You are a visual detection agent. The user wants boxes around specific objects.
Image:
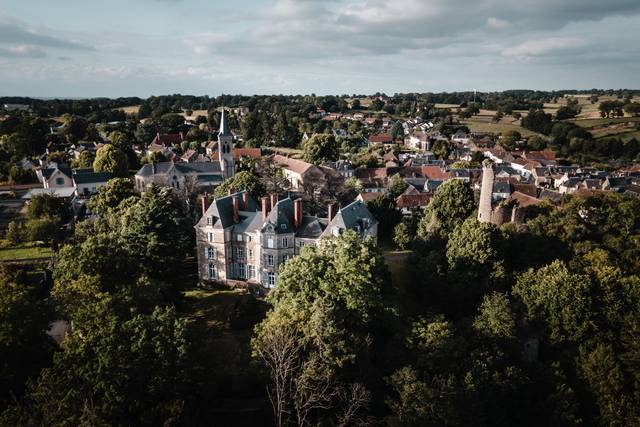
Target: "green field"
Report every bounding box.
[0,244,53,261]
[461,120,545,138]
[567,116,640,128]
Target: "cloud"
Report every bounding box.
[0,18,93,51]
[0,45,46,58]
[502,37,587,58]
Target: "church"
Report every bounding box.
[134,109,235,192]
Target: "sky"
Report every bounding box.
[1,0,639,98]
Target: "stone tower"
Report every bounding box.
[478,159,494,223]
[218,108,235,179]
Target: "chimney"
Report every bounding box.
[242,192,249,210]
[232,195,240,223]
[201,193,209,217]
[294,198,302,228]
[270,193,277,209]
[328,203,336,221]
[261,196,270,220]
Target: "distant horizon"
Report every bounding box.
[2,88,640,101]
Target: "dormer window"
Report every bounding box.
[280,224,286,231]
[206,216,212,226]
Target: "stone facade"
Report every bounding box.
[195,191,378,289]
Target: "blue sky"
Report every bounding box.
[1,0,639,97]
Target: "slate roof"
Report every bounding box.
[136,161,221,177]
[41,163,72,180]
[296,216,328,239]
[219,109,232,136]
[330,200,378,233]
[72,170,111,184]
[263,198,295,234]
[205,192,260,230]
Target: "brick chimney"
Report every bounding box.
[201,193,209,217]
[294,198,302,228]
[232,195,240,223]
[261,196,270,220]
[270,193,277,209]
[328,203,336,221]
[242,192,249,210]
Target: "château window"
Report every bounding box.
[267,272,276,287]
[266,254,274,267]
[282,237,288,248]
[267,237,274,249]
[206,216,212,226]
[236,234,243,242]
[248,265,256,278]
[248,249,253,259]
[238,263,246,279]
[236,247,245,260]
[206,247,215,259]
[208,232,214,243]
[207,263,216,279]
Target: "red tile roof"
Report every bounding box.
[396,193,432,209]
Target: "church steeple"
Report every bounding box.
[217,107,235,179]
[219,107,231,137]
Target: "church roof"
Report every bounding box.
[219,108,232,137]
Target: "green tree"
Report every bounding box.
[213,170,266,200]
[394,222,411,250]
[500,130,521,150]
[0,266,54,411]
[27,193,71,223]
[302,134,339,164]
[389,173,408,197]
[87,178,137,214]
[513,261,592,344]
[431,140,451,160]
[473,292,516,339]
[417,179,474,239]
[3,303,188,426]
[93,144,128,177]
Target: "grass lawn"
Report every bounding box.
[0,245,53,261]
[383,249,414,289]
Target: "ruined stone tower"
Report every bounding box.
[478,159,494,223]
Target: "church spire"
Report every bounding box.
[219,107,231,136]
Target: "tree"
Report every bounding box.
[521,109,553,135]
[473,292,516,339]
[27,193,71,223]
[24,218,57,245]
[366,194,402,242]
[73,150,94,168]
[213,170,266,200]
[302,134,339,164]
[417,179,474,239]
[394,222,411,250]
[513,261,593,344]
[388,173,408,197]
[500,130,521,150]
[93,144,128,177]
[624,102,640,117]
[0,266,54,411]
[253,231,390,426]
[4,304,188,426]
[87,178,137,214]
[431,140,450,160]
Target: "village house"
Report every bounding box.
[72,169,111,197]
[195,191,378,289]
[37,162,73,189]
[273,155,334,191]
